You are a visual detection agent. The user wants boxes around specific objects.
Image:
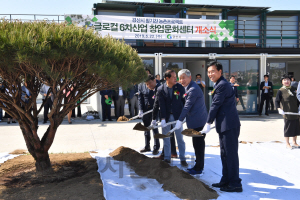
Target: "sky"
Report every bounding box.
[0,0,298,16]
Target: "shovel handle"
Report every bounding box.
[150,121,176,129]
[128,109,153,121]
[284,112,300,116]
[165,119,186,135]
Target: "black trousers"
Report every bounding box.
[43,98,53,122]
[219,127,242,187]
[143,111,160,150]
[101,97,112,120]
[259,93,270,114]
[193,126,206,170]
[114,96,125,119]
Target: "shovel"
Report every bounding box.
[181,126,215,137]
[129,109,153,122]
[132,110,154,131]
[154,119,186,139]
[283,112,300,115]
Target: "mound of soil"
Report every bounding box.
[117,116,129,122]
[109,146,219,200]
[181,129,204,137]
[0,153,104,200]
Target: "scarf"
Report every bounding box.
[282,86,294,96]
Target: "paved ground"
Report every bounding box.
[0,113,293,154]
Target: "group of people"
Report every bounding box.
[135,61,243,193]
[0,81,82,124]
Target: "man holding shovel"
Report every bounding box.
[138,75,160,155]
[153,70,187,166]
[176,69,208,175]
[201,61,242,192]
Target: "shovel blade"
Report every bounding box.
[133,122,149,131]
[154,134,171,139]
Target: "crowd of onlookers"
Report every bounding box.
[0,80,82,124]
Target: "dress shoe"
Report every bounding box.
[108,119,113,121]
[153,154,164,160]
[188,169,204,175]
[12,121,17,123]
[180,161,188,167]
[212,182,228,188]
[266,113,269,116]
[152,149,159,155]
[171,154,178,158]
[102,119,106,122]
[7,121,10,124]
[164,159,171,164]
[140,148,151,153]
[220,185,243,192]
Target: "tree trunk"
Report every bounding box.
[35,151,52,172]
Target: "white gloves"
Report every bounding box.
[175,120,183,130]
[201,123,211,134]
[138,110,143,118]
[278,109,285,115]
[151,120,157,126]
[161,119,167,128]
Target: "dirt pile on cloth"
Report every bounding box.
[181,129,205,137]
[109,146,219,200]
[0,153,104,200]
[117,116,129,122]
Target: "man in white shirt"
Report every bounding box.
[195,74,206,92]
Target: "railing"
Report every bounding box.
[0,14,64,23]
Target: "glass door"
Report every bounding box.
[266,62,286,113]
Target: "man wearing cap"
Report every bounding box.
[138,74,160,155]
[100,89,113,121]
[202,61,242,192]
[176,69,208,174]
[259,74,273,116]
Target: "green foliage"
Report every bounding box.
[0,20,147,88]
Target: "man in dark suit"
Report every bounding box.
[112,87,127,120]
[229,75,239,105]
[259,75,273,116]
[176,69,208,174]
[202,61,242,192]
[128,84,139,118]
[138,75,160,154]
[153,69,187,166]
[100,89,112,121]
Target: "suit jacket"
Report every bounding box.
[128,84,138,100]
[230,83,239,99]
[100,90,112,99]
[21,85,31,102]
[260,81,273,95]
[207,76,240,133]
[138,81,160,112]
[112,88,127,101]
[40,84,54,101]
[155,82,185,122]
[178,81,207,129]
